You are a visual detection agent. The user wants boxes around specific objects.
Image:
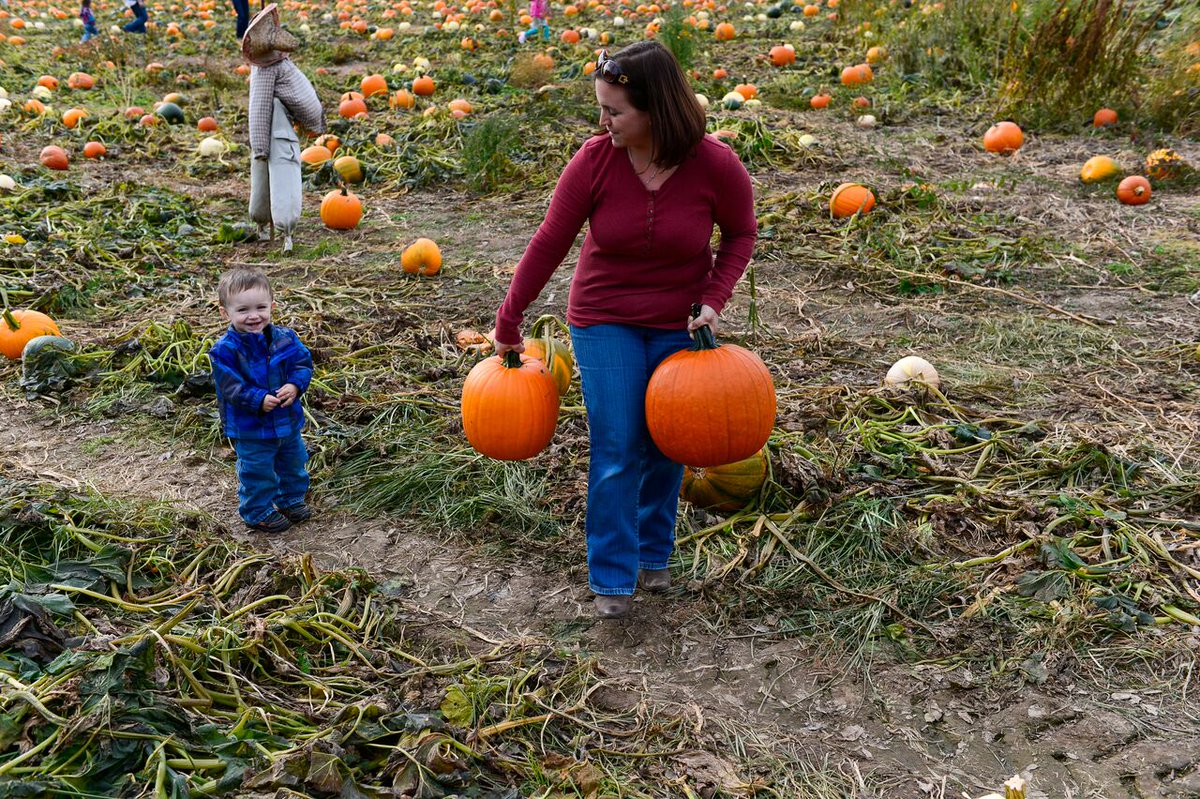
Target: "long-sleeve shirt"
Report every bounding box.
[494,133,757,346]
[209,324,313,440]
[80,6,95,25]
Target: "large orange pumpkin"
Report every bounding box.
[714,22,735,40]
[67,71,95,90]
[830,183,875,218]
[338,97,368,119]
[39,146,70,170]
[645,323,776,468]
[401,238,443,275]
[461,351,559,460]
[391,89,416,109]
[840,63,873,85]
[680,448,769,512]
[320,188,363,230]
[300,145,333,165]
[1,309,61,360]
[983,121,1024,155]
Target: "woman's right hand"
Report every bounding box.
[492,338,525,356]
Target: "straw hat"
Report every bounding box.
[241,4,298,68]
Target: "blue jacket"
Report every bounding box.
[209,324,313,440]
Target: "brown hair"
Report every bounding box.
[606,41,706,168]
[217,268,272,307]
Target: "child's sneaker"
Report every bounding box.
[518,31,527,43]
[278,503,312,523]
[246,511,292,534]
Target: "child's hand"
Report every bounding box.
[276,383,299,407]
[261,394,282,412]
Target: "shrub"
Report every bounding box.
[659,4,699,73]
[462,116,521,193]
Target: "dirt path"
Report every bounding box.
[4,407,1198,798]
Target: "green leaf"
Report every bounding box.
[439,686,474,728]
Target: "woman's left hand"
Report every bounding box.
[687,304,719,337]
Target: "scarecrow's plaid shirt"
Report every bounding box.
[248,60,325,159]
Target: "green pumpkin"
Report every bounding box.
[156,102,186,125]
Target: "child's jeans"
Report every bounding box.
[81,23,98,42]
[521,18,549,41]
[233,432,310,524]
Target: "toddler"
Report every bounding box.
[209,268,314,534]
[518,0,550,43]
[79,0,98,42]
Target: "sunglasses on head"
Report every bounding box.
[596,49,628,84]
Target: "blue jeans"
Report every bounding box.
[123,3,148,32]
[232,0,249,39]
[232,433,310,524]
[571,324,694,596]
[81,23,98,42]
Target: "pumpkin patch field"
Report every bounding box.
[3,0,1200,796]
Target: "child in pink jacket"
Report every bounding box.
[519,0,549,43]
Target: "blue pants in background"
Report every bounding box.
[123,3,148,33]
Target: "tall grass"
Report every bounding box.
[1000,0,1174,128]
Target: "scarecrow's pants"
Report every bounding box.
[249,98,302,249]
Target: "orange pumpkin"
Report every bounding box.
[67,71,95,90]
[360,73,389,97]
[681,448,768,512]
[37,75,60,91]
[197,116,218,132]
[412,75,436,96]
[840,63,873,85]
[830,182,875,218]
[983,121,1024,155]
[461,351,559,460]
[82,141,107,159]
[1116,175,1151,205]
[810,93,831,109]
[1093,107,1118,128]
[300,145,333,165]
[320,188,363,230]
[714,21,735,40]
[0,309,61,360]
[645,323,776,468]
[339,97,368,119]
[39,146,70,171]
[61,108,89,129]
[400,238,443,275]
[768,45,794,67]
[733,83,758,100]
[561,28,580,44]
[391,89,416,109]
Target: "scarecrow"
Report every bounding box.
[242,3,325,253]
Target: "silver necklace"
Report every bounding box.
[628,150,661,184]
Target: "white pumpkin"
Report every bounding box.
[0,174,18,192]
[198,137,229,158]
[885,356,940,388]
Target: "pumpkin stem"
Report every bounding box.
[502,350,523,369]
[0,287,17,332]
[690,302,717,351]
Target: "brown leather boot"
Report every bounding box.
[637,568,670,593]
[594,595,633,619]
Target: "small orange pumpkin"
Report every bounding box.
[300,145,333,165]
[82,141,107,159]
[391,89,416,109]
[681,448,768,512]
[320,187,363,230]
[39,146,70,171]
[339,97,368,119]
[768,45,795,67]
[67,71,95,90]
[522,315,573,396]
[61,108,89,129]
[810,93,831,109]
[714,21,735,40]
[0,309,61,360]
[840,63,873,85]
[360,73,389,97]
[412,75,436,96]
[1116,175,1151,205]
[830,182,875,218]
[401,238,443,275]
[1093,107,1118,128]
[983,121,1024,155]
[197,116,218,132]
[461,351,559,460]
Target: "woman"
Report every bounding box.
[491,41,757,619]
